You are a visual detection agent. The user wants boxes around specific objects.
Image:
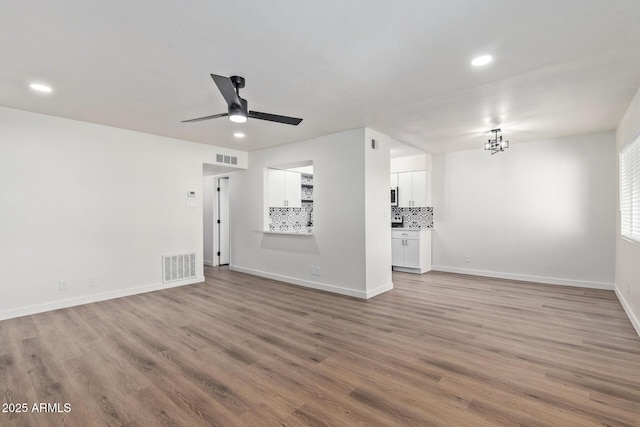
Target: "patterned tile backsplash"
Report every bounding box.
[301,186,313,201]
[301,173,313,185]
[269,204,313,232]
[392,206,433,229]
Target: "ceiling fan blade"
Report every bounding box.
[248,110,303,126]
[181,112,228,123]
[211,74,241,107]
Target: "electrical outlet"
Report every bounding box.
[464,255,471,263]
[90,276,100,288]
[59,280,69,291]
[310,266,320,276]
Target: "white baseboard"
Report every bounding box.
[615,284,640,338]
[366,282,394,299]
[0,276,205,322]
[392,266,431,274]
[431,265,614,290]
[230,265,375,299]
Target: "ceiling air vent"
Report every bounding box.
[216,154,238,165]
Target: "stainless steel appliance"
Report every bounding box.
[391,213,403,227]
[391,187,398,206]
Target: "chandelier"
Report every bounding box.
[484,128,509,155]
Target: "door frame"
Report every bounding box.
[217,177,230,266]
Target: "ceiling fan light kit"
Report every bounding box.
[229,105,247,123]
[485,128,509,155]
[182,74,303,126]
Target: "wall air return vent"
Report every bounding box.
[216,154,238,165]
[162,252,196,283]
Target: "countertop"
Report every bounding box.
[263,229,314,236]
[391,227,432,231]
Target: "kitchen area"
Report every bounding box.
[390,151,433,274]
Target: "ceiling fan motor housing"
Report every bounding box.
[230,75,245,89]
[229,98,248,114]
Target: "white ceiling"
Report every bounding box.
[2,1,639,153]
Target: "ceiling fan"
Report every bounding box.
[182,74,303,126]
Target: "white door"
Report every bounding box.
[218,177,230,265]
[391,238,405,266]
[390,173,398,188]
[398,172,413,207]
[284,171,302,207]
[404,238,420,268]
[411,171,428,207]
[268,169,287,207]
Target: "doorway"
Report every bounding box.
[203,172,231,267]
[217,177,230,265]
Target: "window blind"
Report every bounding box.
[620,133,640,243]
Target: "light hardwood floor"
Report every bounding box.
[1,268,639,426]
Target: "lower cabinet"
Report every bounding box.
[391,229,431,274]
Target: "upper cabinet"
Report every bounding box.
[268,169,302,207]
[396,170,427,207]
[390,173,398,188]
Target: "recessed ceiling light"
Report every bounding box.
[471,55,492,67]
[29,83,53,93]
[234,132,245,138]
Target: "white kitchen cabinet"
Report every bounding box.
[391,229,431,273]
[390,173,398,188]
[397,170,427,207]
[284,171,301,207]
[268,169,301,207]
[391,237,405,266]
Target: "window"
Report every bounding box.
[263,161,314,234]
[620,133,640,242]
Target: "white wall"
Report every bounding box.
[0,107,246,320]
[432,131,616,289]
[230,128,393,298]
[616,85,640,336]
[365,128,393,297]
[390,153,432,173]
